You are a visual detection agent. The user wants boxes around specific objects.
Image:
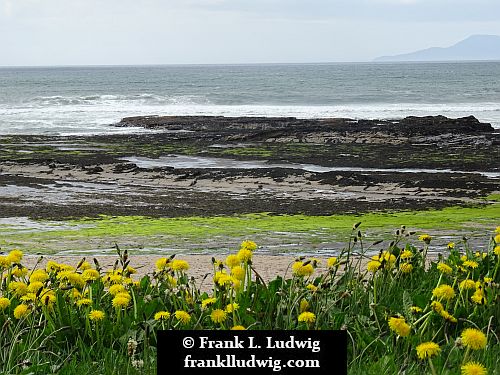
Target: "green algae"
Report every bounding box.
[1,204,498,254]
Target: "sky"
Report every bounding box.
[1,0,500,66]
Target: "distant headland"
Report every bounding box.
[375,35,500,62]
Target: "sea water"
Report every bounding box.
[0,62,499,135]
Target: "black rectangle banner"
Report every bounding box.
[157,330,346,374]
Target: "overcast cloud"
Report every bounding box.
[0,0,499,66]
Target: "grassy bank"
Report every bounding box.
[1,204,499,254]
[0,227,499,374]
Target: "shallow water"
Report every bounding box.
[123,155,500,179]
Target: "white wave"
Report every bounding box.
[0,99,499,135]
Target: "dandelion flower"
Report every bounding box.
[440,310,457,323]
[419,234,432,243]
[230,266,245,281]
[13,304,30,319]
[8,281,28,296]
[0,297,10,310]
[494,234,500,244]
[460,279,476,291]
[112,295,130,308]
[225,303,239,313]
[410,306,423,313]
[175,310,191,325]
[461,361,487,375]
[292,261,314,277]
[225,254,240,269]
[27,281,44,293]
[300,299,309,313]
[400,263,413,274]
[76,298,92,307]
[89,310,105,321]
[82,269,100,281]
[432,284,455,300]
[108,284,127,296]
[211,309,227,324]
[171,259,189,271]
[494,246,500,256]
[437,263,453,274]
[461,328,487,350]
[240,240,257,251]
[155,258,170,271]
[30,270,49,283]
[12,266,28,278]
[237,249,253,263]
[431,301,444,314]
[231,325,246,330]
[471,289,486,305]
[400,250,413,259]
[306,283,318,292]
[7,250,23,263]
[298,311,316,324]
[463,260,479,269]
[447,242,455,250]
[327,257,338,268]
[388,316,411,337]
[367,260,381,273]
[416,342,440,360]
[154,311,171,321]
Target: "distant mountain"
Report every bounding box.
[375,35,500,62]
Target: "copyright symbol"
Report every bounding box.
[183,337,195,349]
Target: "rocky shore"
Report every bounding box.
[0,115,498,220]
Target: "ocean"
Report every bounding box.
[0,62,499,135]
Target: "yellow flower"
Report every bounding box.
[419,234,432,243]
[437,262,453,274]
[27,281,44,293]
[78,261,92,270]
[432,284,455,300]
[431,301,444,314]
[13,304,30,319]
[30,270,49,283]
[41,292,56,306]
[494,234,500,244]
[298,311,316,324]
[82,269,100,281]
[201,298,217,309]
[327,257,338,268]
[171,259,189,271]
[306,283,318,292]
[461,361,487,375]
[231,325,246,330]
[0,297,11,310]
[12,266,28,278]
[125,266,137,275]
[225,303,239,313]
[211,309,227,324]
[410,306,423,313]
[494,246,500,256]
[299,299,309,313]
[76,298,92,307]
[240,240,257,251]
[7,250,23,263]
[155,258,170,271]
[46,261,60,273]
[460,279,477,291]
[237,248,253,263]
[8,281,28,296]
[400,263,413,274]
[471,289,487,305]
[416,341,440,360]
[108,284,126,296]
[440,310,457,323]
[0,256,11,269]
[230,266,245,281]
[367,260,381,273]
[372,251,397,268]
[174,310,191,325]
[89,310,105,322]
[388,316,411,337]
[400,250,413,259]
[463,260,479,269]
[461,328,487,350]
[292,261,314,277]
[447,242,455,250]
[154,311,171,321]
[112,294,130,308]
[225,254,240,269]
